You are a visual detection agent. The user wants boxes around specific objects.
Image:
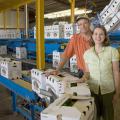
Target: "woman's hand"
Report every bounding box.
[112,93,119,105]
[78,77,85,83]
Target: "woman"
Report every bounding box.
[83,25,120,120]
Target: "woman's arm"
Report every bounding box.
[112,61,120,103]
[112,61,120,95]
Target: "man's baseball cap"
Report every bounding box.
[76,14,90,22]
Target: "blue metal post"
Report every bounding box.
[11,92,17,112]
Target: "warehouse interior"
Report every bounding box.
[0,0,120,120]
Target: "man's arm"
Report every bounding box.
[56,58,69,71]
[80,62,90,82]
[46,36,75,76]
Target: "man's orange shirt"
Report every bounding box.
[61,34,93,71]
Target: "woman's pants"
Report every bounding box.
[91,91,114,120]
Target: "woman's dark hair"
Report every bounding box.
[92,25,110,46]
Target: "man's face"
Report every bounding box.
[77,19,90,33]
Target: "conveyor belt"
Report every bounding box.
[0,76,36,102]
[0,55,36,65]
[0,75,44,120]
[13,79,32,91]
[22,59,36,65]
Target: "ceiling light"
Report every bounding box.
[44,8,92,19]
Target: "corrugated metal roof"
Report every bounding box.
[0,0,34,11]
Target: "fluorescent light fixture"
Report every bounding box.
[44,8,92,19]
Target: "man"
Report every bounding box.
[47,15,93,78]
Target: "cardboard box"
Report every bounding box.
[109,0,120,13]
[41,95,95,120]
[45,71,90,97]
[34,27,36,39]
[100,6,114,25]
[70,55,78,73]
[64,24,74,39]
[16,47,27,59]
[53,51,69,69]
[0,45,7,55]
[31,69,46,98]
[51,25,64,39]
[0,57,12,74]
[104,15,119,31]
[1,60,22,79]
[44,26,52,39]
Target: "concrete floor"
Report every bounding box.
[0,83,120,120]
[0,85,25,120]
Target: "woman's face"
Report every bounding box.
[92,28,105,45]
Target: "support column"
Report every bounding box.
[70,0,75,23]
[16,7,20,30]
[3,11,6,29]
[36,0,45,69]
[25,4,28,38]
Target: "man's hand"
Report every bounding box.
[45,69,59,77]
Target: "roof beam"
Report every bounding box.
[54,0,70,6]
[0,0,35,12]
